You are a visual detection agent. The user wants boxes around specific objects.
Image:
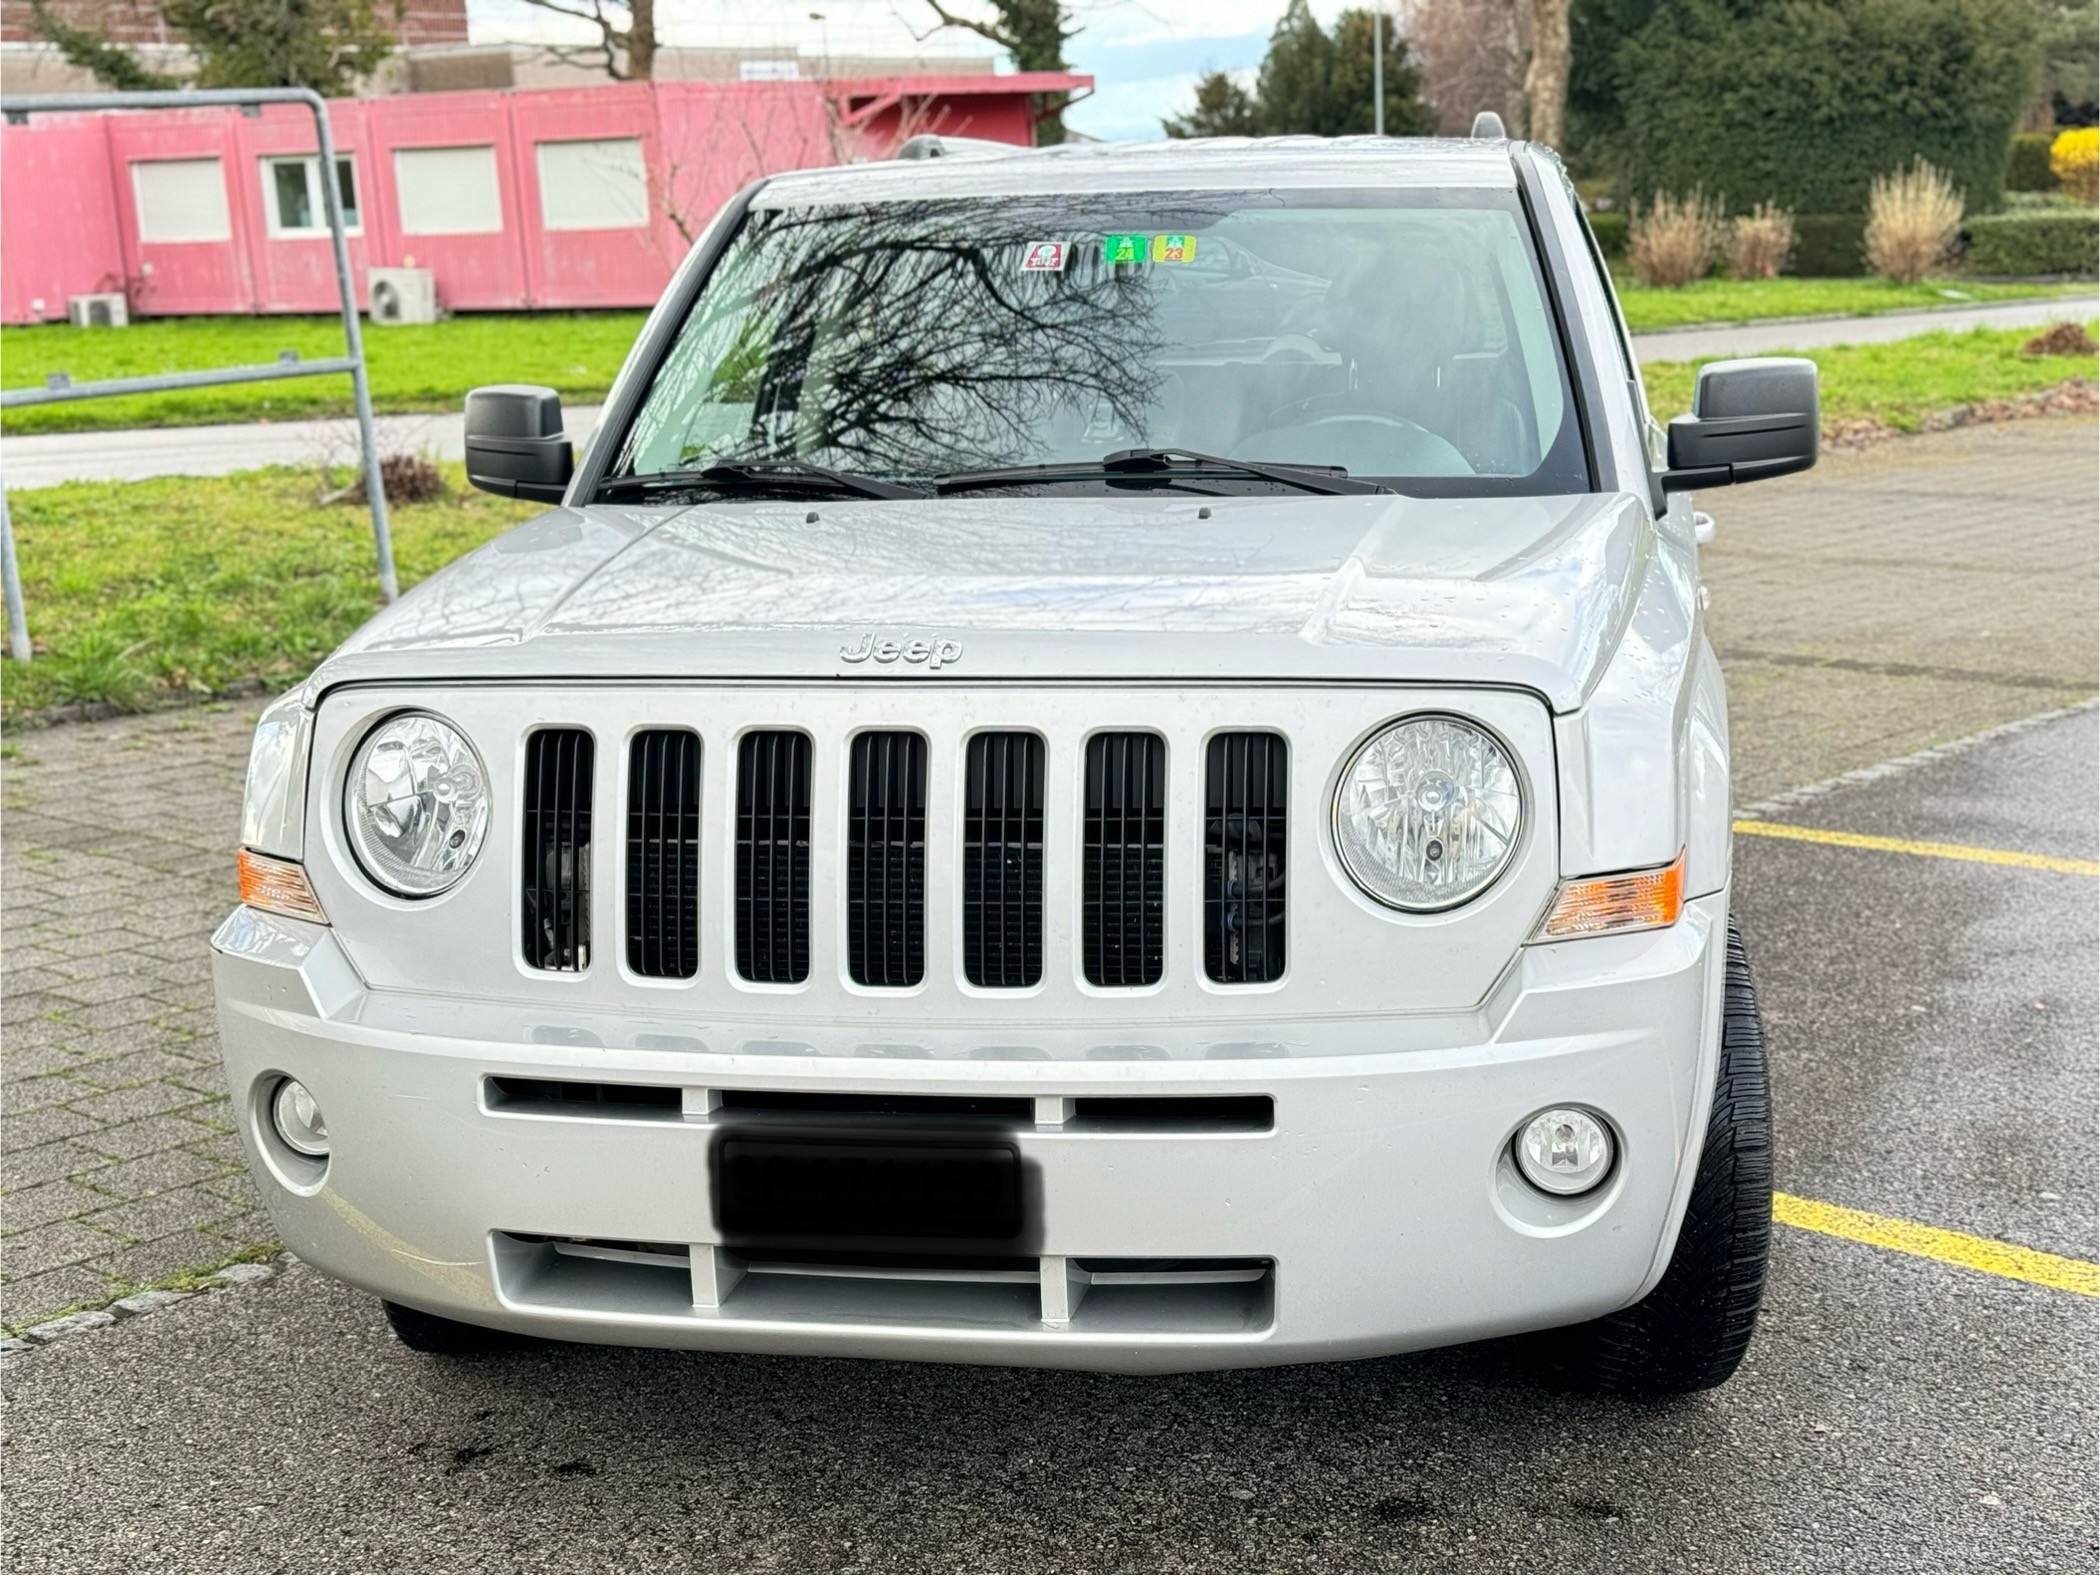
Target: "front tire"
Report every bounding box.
[1543,922,1773,1395]
[382,1299,524,1355]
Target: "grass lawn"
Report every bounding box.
[2,323,2093,721]
[2,279,2092,436]
[0,464,534,718]
[1640,321,2098,427]
[1611,275,2090,333]
[0,312,647,436]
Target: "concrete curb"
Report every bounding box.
[1736,696,2100,820]
[3,1255,292,1358]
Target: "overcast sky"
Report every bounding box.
[466,0,1352,142]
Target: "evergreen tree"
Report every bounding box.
[161,0,399,93]
[1162,71,1262,137]
[1168,2,1433,138]
[1255,0,1340,133]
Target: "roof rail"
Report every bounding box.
[1470,111,1507,140]
[895,133,1025,161]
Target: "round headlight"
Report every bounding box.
[1333,715,1522,910]
[344,712,489,897]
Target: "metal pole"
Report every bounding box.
[1373,7,1385,137]
[301,88,398,603]
[0,477,29,663]
[0,87,403,616]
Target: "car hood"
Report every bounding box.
[316,490,1656,711]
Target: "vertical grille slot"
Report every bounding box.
[1083,732,1166,988]
[847,731,927,988]
[521,728,594,972]
[963,732,1045,988]
[735,730,811,984]
[1205,732,1287,984]
[626,730,699,980]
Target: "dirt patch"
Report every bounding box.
[1821,378,2097,451]
[2022,321,2100,358]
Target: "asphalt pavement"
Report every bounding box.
[2,417,2095,1571]
[3,704,2095,1575]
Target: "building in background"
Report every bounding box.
[0,0,993,95]
[0,70,1089,322]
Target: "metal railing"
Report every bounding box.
[0,86,399,665]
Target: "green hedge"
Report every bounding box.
[1793,214,1870,277]
[1964,208,2100,274]
[1587,209,1628,257]
[1611,0,2040,220]
[2005,132,2059,191]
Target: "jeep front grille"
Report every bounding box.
[1082,731,1166,988]
[962,731,1045,989]
[846,731,927,988]
[521,727,593,972]
[626,729,700,980]
[1204,731,1288,984]
[735,730,812,985]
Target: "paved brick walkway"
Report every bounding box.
[2,417,2095,1332]
[2,706,272,1329]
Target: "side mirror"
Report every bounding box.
[464,385,573,502]
[1660,357,1817,492]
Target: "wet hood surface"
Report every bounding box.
[317,491,1654,711]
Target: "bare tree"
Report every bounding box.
[514,0,655,79]
[1522,0,1569,148]
[1399,0,1527,135]
[909,0,1078,142]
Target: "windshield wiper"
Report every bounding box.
[935,447,1388,497]
[599,459,931,502]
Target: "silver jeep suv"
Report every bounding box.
[215,133,1816,1392]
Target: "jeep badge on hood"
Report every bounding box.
[839,632,964,669]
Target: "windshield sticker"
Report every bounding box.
[1103,233,1146,265]
[1150,234,1198,264]
[1019,240,1069,272]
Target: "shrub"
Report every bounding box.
[1587,209,1628,258]
[2052,127,2100,205]
[1731,202,1797,278]
[1627,191,1726,287]
[1964,208,2100,274]
[345,452,447,506]
[1792,213,1870,276]
[2005,132,2059,191]
[1864,160,1964,282]
[1609,0,2040,221]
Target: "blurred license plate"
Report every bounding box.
[715,1135,1022,1244]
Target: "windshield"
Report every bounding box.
[607,188,1589,497]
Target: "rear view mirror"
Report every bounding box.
[1660,357,1818,492]
[465,385,573,503]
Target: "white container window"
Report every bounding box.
[262,155,360,236]
[131,157,232,243]
[393,144,504,236]
[536,137,650,232]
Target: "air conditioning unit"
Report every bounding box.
[368,267,438,326]
[67,292,129,328]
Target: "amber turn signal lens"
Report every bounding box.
[1535,853,1684,940]
[237,848,329,925]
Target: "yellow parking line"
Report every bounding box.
[1734,819,2100,876]
[1774,1192,2100,1297]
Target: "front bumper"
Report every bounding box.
[211,891,1728,1374]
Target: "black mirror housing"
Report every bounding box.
[465,385,573,502]
[1660,357,1818,492]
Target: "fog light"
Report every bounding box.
[1515,1107,1612,1196]
[271,1078,330,1158]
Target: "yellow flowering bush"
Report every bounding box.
[2050,127,2099,205]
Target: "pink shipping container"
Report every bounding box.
[0,72,1087,323]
